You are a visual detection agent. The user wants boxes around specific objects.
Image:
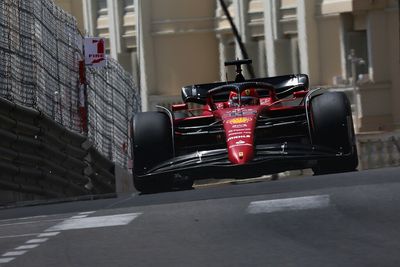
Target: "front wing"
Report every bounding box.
[136,143,352,179]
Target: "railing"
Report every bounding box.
[357,132,400,170]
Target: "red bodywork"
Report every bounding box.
[172,85,308,166]
[215,106,261,164]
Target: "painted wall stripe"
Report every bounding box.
[247,195,330,214]
[45,213,142,232]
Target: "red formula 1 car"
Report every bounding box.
[132,60,358,193]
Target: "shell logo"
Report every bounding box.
[227,117,252,124]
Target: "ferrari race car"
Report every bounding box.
[132,59,358,192]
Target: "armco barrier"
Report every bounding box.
[0,97,115,204]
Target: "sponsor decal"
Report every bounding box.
[227,135,251,142]
[229,129,252,134]
[227,117,252,124]
[236,140,245,145]
[229,144,253,149]
[232,124,248,129]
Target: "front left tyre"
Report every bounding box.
[310,92,358,174]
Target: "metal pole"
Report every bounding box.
[219,0,255,79]
[79,32,89,135]
[348,49,365,131]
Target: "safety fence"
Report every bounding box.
[0,0,140,170]
[0,0,81,131]
[86,60,140,168]
[0,97,115,204]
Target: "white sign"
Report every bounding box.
[84,37,106,67]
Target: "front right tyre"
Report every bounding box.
[132,112,173,192]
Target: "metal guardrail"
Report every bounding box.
[0,97,115,205]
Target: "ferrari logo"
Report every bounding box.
[244,89,250,95]
[227,117,252,124]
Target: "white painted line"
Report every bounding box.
[3,251,27,257]
[38,232,60,237]
[15,244,39,250]
[45,213,142,232]
[70,215,88,219]
[26,238,49,244]
[0,257,15,263]
[0,233,40,239]
[0,215,48,223]
[247,195,330,214]
[78,211,95,215]
[0,218,66,227]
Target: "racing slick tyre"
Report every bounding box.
[132,112,173,193]
[310,92,358,175]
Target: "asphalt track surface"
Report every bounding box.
[1,167,400,267]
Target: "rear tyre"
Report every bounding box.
[311,92,358,175]
[132,112,173,192]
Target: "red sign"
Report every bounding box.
[84,37,106,67]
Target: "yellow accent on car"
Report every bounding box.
[227,117,251,124]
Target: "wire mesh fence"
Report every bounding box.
[86,59,140,167]
[0,0,140,167]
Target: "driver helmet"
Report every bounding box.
[228,89,259,107]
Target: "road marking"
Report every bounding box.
[78,211,95,215]
[45,213,142,232]
[0,258,14,263]
[0,211,140,264]
[38,232,60,237]
[0,218,66,227]
[247,195,330,214]
[0,233,41,239]
[0,215,49,223]
[70,215,89,219]
[26,238,49,244]
[2,251,27,257]
[15,244,39,250]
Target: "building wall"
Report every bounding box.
[54,0,399,133]
[54,0,85,33]
[137,0,219,110]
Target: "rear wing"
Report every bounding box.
[181,74,309,105]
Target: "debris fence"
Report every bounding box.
[0,0,140,167]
